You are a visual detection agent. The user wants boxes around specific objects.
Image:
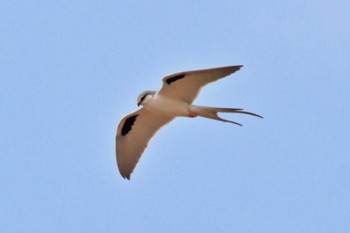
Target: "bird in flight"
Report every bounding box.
[116,65,262,179]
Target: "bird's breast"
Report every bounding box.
[144,94,189,117]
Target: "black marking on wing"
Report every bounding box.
[165,74,185,85]
[121,114,139,136]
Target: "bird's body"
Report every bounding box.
[143,92,191,117]
[116,65,262,179]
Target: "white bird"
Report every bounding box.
[116,65,262,179]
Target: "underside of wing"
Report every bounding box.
[159,65,242,104]
[116,108,173,179]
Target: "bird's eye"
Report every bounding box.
[140,95,146,102]
[138,94,148,105]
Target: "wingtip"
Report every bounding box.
[119,169,131,180]
[122,174,131,180]
[230,65,243,73]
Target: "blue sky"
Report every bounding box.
[1,1,349,232]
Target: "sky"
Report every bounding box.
[1,1,350,232]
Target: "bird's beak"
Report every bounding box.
[137,101,141,107]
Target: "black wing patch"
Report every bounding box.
[165,74,185,85]
[121,114,139,136]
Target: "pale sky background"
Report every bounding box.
[1,1,350,232]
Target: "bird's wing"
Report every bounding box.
[158,65,242,104]
[116,108,174,179]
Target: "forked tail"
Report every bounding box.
[190,105,263,126]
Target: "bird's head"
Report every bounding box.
[137,90,156,107]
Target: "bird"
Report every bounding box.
[116,65,262,179]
